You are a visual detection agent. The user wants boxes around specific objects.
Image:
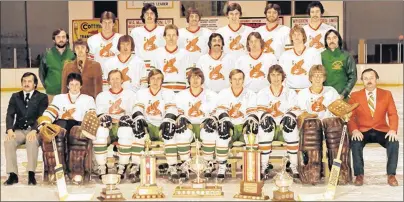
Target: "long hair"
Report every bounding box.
[208,33,225,50]
[324,29,343,50]
[141,3,158,23]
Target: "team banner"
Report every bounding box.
[290,16,339,31]
[240,17,284,29]
[126,18,174,34]
[126,1,173,9]
[72,19,119,42]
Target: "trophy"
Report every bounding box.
[132,133,165,199]
[173,133,223,197]
[97,174,125,201]
[273,156,295,201]
[234,126,269,200]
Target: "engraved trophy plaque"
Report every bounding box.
[97,174,125,201]
[273,156,295,201]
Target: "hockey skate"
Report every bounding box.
[261,163,274,180]
[216,163,227,183]
[204,161,215,180]
[168,164,179,183]
[286,162,300,178]
[117,164,126,179]
[158,163,169,175]
[128,164,140,183]
[179,160,190,182]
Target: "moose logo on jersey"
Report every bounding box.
[109,98,124,114]
[291,60,307,75]
[99,43,115,57]
[229,102,244,118]
[121,67,132,82]
[311,96,326,112]
[209,64,225,80]
[61,108,76,120]
[268,101,283,117]
[144,35,158,51]
[229,35,244,50]
[309,34,324,49]
[186,37,201,52]
[163,58,179,74]
[146,100,162,116]
[250,62,265,78]
[263,39,275,53]
[188,101,205,117]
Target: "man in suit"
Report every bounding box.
[348,68,399,186]
[4,72,49,185]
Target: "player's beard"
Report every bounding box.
[267,16,277,23]
[55,41,67,49]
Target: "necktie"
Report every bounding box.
[25,93,30,107]
[368,92,375,117]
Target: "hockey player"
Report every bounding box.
[130,3,165,83]
[152,24,191,93]
[296,65,352,185]
[93,70,136,180]
[279,25,321,91]
[36,73,96,183]
[255,3,291,59]
[216,2,254,58]
[255,64,300,178]
[196,33,234,93]
[103,35,148,92]
[235,32,278,93]
[87,11,122,91]
[303,1,336,53]
[179,7,213,70]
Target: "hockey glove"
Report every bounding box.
[159,113,177,140]
[242,114,259,135]
[176,115,191,134]
[132,111,148,139]
[201,116,219,133]
[280,112,297,133]
[99,114,113,128]
[260,112,276,133]
[217,112,233,140]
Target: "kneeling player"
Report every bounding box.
[36,73,96,183]
[256,64,300,178]
[296,65,352,185]
[93,70,136,180]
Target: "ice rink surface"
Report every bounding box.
[1,86,403,201]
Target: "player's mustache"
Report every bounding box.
[214,44,220,47]
[367,82,373,85]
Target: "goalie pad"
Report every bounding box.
[298,118,322,185]
[160,113,177,140]
[243,114,259,135]
[217,112,233,140]
[132,111,148,139]
[67,126,92,183]
[40,127,67,182]
[323,117,352,185]
[280,112,297,133]
[80,110,100,140]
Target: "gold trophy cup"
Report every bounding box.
[273,156,295,201]
[98,174,125,201]
[234,125,270,200]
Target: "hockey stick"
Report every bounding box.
[52,137,69,201]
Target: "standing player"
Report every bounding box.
[103,35,148,92]
[255,3,291,59]
[235,32,277,93]
[216,2,254,58]
[179,7,213,70]
[87,11,122,91]
[196,33,234,93]
[303,1,336,53]
[152,24,191,93]
[279,25,321,91]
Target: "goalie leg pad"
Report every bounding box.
[323,117,352,185]
[93,127,109,166]
[41,128,67,182]
[298,118,322,185]
[117,126,133,165]
[68,126,92,183]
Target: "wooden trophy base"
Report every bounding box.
[173,182,223,198]
[97,188,125,201]
[234,181,270,200]
[132,185,165,199]
[273,190,295,201]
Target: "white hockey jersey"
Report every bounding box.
[235,52,278,93]
[95,88,136,121]
[214,87,257,125]
[42,93,96,123]
[103,54,147,92]
[196,52,235,93]
[152,47,191,92]
[279,47,322,89]
[256,85,298,121]
[87,32,122,85]
[255,24,291,59]
[303,23,336,53]
[175,88,218,124]
[132,88,177,126]
[178,27,213,68]
[297,86,339,120]
[215,25,254,58]
[130,25,165,61]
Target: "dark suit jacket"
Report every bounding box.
[6,90,48,132]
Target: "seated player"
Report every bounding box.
[296,65,352,185]
[36,73,96,184]
[255,64,300,178]
[93,70,136,180]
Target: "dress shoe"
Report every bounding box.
[28,171,37,185]
[3,172,18,186]
[388,175,398,186]
[354,174,364,186]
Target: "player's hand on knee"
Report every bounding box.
[99,114,113,128]
[243,114,259,135]
[260,112,276,133]
[351,129,364,141]
[201,116,218,133]
[280,112,297,133]
[119,115,133,127]
[131,111,148,139]
[159,113,177,140]
[218,112,233,140]
[176,115,191,134]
